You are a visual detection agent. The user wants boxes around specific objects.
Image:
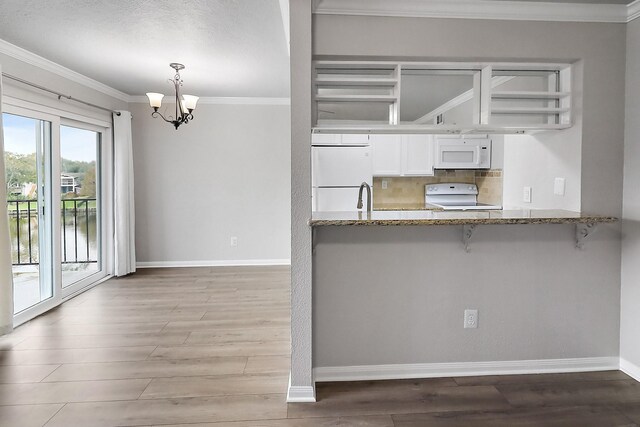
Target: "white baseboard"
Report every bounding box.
[314,357,620,382]
[136,259,291,268]
[286,374,316,403]
[620,358,640,382]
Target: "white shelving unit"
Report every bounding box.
[312,61,573,134]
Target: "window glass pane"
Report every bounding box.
[3,113,53,313]
[60,125,100,288]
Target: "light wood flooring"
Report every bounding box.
[0,266,639,426]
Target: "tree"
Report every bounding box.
[4,152,37,193]
[80,166,96,197]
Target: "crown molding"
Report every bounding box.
[0,38,130,102]
[314,0,633,23]
[129,95,290,106]
[629,0,640,22]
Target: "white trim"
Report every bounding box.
[314,0,632,24]
[278,0,291,55]
[2,95,111,127]
[129,96,290,106]
[629,0,640,22]
[287,374,316,403]
[0,39,130,102]
[136,259,291,268]
[620,358,640,382]
[314,357,620,382]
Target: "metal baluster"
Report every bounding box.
[73,200,78,262]
[15,201,20,265]
[27,200,32,264]
[85,200,90,261]
[62,201,67,263]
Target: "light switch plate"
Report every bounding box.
[554,178,565,196]
[523,186,532,203]
[382,179,388,189]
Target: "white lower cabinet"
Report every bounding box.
[371,134,434,177]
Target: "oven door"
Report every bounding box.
[434,139,490,169]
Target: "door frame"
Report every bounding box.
[59,118,113,299]
[3,99,114,327]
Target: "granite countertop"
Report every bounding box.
[309,209,618,227]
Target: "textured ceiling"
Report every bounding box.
[0,0,290,97]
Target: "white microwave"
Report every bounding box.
[434,138,491,169]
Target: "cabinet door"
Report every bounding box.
[312,133,341,146]
[341,134,370,146]
[371,135,402,176]
[402,135,434,176]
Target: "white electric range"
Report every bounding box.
[425,183,502,211]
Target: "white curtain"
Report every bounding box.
[0,66,15,335]
[113,111,136,276]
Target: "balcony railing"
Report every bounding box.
[7,198,97,266]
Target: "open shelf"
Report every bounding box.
[314,94,398,103]
[491,107,570,115]
[312,123,572,134]
[314,77,398,87]
[491,91,570,99]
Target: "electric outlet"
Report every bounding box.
[523,186,532,203]
[554,177,565,196]
[230,236,238,247]
[382,179,388,190]
[464,309,478,329]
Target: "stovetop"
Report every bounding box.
[425,183,502,211]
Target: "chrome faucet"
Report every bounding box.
[357,182,372,212]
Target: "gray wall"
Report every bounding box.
[290,0,314,390]
[307,16,625,369]
[130,102,291,265]
[621,18,640,373]
[314,225,621,366]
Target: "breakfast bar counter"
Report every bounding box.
[309,209,618,227]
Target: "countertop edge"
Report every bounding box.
[308,216,619,227]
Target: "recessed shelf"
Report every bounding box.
[315,94,398,103]
[312,123,572,134]
[314,77,398,87]
[491,107,570,115]
[491,91,570,99]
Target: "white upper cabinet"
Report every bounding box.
[312,133,370,146]
[341,134,370,146]
[371,134,433,177]
[402,135,433,176]
[311,133,341,146]
[372,135,403,176]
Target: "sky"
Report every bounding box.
[3,113,98,162]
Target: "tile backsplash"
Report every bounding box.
[372,170,503,208]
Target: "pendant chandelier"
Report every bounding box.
[146,63,199,130]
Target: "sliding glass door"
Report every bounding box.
[60,124,102,292]
[3,112,53,314]
[3,105,112,323]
